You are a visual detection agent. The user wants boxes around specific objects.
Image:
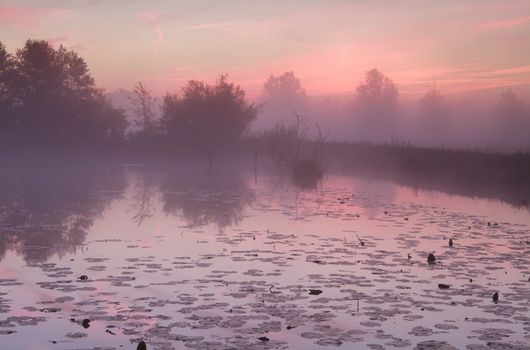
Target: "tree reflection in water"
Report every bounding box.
[159,161,255,231]
[0,161,125,263]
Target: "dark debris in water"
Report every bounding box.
[1,180,530,350]
[414,340,458,349]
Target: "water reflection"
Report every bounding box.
[291,160,323,191]
[128,170,160,226]
[1,158,528,265]
[1,160,529,349]
[342,161,530,210]
[160,164,255,230]
[0,163,125,263]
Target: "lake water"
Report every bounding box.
[1,162,529,350]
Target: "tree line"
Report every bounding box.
[1,40,528,152]
[0,40,258,151]
[0,40,127,148]
[261,69,529,149]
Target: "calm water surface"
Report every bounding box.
[1,164,529,350]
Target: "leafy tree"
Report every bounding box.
[355,69,398,113]
[0,39,127,147]
[257,71,308,130]
[353,69,399,142]
[260,71,307,104]
[161,75,257,149]
[0,42,19,144]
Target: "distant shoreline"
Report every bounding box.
[1,141,529,210]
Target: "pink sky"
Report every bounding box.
[1,0,529,98]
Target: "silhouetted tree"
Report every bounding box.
[261,71,307,104]
[129,82,158,133]
[161,75,257,150]
[0,42,19,144]
[497,89,527,120]
[355,69,398,111]
[496,89,530,147]
[0,40,127,148]
[353,69,399,142]
[256,71,308,130]
[419,84,451,144]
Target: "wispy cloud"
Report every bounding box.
[480,16,530,29]
[0,6,75,29]
[186,22,241,31]
[492,64,530,75]
[137,10,164,57]
[45,35,97,52]
[69,39,97,52]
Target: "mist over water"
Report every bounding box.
[250,72,530,151]
[1,161,529,349]
[106,71,530,152]
[1,2,530,350]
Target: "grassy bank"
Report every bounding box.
[321,142,530,208]
[2,140,529,209]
